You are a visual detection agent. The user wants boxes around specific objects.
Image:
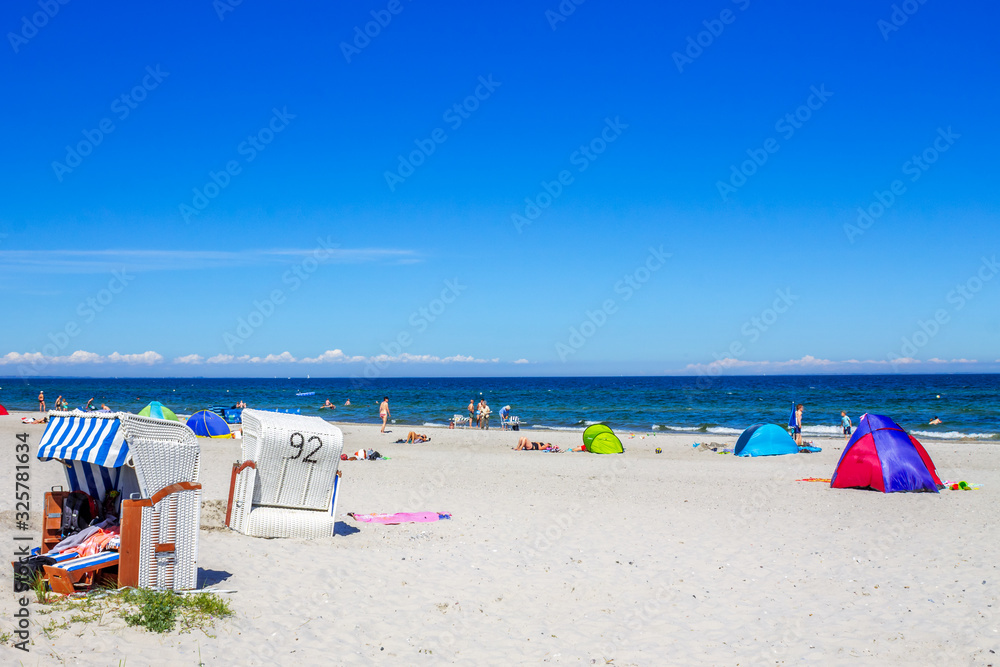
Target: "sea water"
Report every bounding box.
[2,374,996,441]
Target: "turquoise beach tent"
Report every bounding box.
[186,410,231,438]
[734,424,799,457]
[138,401,179,421]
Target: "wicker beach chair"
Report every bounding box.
[118,415,201,590]
[226,409,344,539]
[36,411,202,592]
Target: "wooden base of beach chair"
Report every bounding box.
[43,552,120,595]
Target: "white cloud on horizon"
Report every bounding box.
[682,355,982,374]
[173,354,204,364]
[0,350,163,365]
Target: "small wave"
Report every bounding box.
[531,424,586,432]
[422,422,448,427]
[652,424,704,433]
[706,427,742,436]
[801,425,844,436]
[912,430,998,441]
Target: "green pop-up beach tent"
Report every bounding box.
[138,401,179,421]
[582,424,624,454]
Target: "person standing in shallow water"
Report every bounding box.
[38,391,45,412]
[379,396,390,433]
[793,403,804,446]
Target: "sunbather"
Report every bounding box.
[406,431,430,443]
[515,437,557,451]
[22,416,48,424]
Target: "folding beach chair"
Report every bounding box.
[226,409,344,538]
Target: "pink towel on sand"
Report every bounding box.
[349,512,450,524]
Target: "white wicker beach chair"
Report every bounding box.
[226,409,344,539]
[36,411,202,592]
[119,414,201,590]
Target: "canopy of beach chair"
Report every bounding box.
[0,402,7,415]
[138,400,178,421]
[734,423,799,457]
[186,409,231,437]
[831,413,941,493]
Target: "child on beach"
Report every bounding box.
[841,411,852,441]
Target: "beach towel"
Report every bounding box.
[798,445,822,453]
[796,478,832,483]
[348,512,451,524]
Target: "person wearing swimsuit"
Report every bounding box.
[515,437,555,451]
[379,396,390,433]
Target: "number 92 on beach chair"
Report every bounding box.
[225,409,345,539]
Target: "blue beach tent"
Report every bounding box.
[186,410,232,438]
[734,424,800,457]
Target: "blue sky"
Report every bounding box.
[1,0,998,377]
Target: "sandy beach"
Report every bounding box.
[1,413,997,665]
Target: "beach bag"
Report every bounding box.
[60,491,100,537]
[13,554,57,592]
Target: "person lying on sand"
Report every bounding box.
[514,437,558,451]
[22,416,48,424]
[406,431,430,443]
